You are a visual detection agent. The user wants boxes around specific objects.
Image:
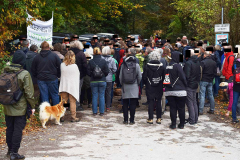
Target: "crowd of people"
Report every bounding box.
[1,33,240,159]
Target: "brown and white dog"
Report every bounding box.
[39,97,66,128]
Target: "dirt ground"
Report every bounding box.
[0,93,240,160]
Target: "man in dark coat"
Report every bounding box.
[184,49,201,124]
[199,51,217,115]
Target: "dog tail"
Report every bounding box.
[39,102,51,120]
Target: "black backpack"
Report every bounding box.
[146,64,162,87]
[122,59,137,84]
[92,60,103,79]
[0,69,24,105]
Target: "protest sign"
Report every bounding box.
[27,13,53,47]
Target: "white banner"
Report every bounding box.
[27,13,53,47]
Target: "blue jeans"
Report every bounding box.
[37,79,59,105]
[199,81,215,113]
[213,76,220,96]
[232,91,240,120]
[90,82,106,114]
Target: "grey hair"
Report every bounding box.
[30,44,38,52]
[154,48,163,55]
[204,51,211,56]
[189,49,195,57]
[215,45,221,51]
[102,46,111,55]
[22,39,29,47]
[70,40,83,50]
[145,47,152,54]
[148,51,161,61]
[129,48,136,55]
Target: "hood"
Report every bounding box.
[4,64,22,73]
[40,50,51,58]
[70,48,81,55]
[170,51,180,64]
[147,60,163,71]
[26,51,37,59]
[102,55,112,61]
[125,56,136,63]
[189,55,198,63]
[225,51,234,57]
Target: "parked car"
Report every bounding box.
[96,33,114,39]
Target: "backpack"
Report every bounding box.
[147,64,162,87]
[92,60,104,79]
[0,69,24,105]
[163,63,179,88]
[122,59,137,84]
[234,67,240,84]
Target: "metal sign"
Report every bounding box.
[215,24,230,33]
[215,34,228,45]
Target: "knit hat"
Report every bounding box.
[12,50,26,67]
[148,51,161,61]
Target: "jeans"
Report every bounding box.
[38,79,59,105]
[166,96,186,126]
[5,115,26,153]
[213,76,220,96]
[227,82,233,111]
[232,91,240,120]
[199,81,215,113]
[90,82,107,114]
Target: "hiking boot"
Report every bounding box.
[6,150,12,158]
[232,119,239,123]
[178,124,184,129]
[169,124,176,129]
[10,152,25,160]
[147,119,153,124]
[71,118,80,122]
[156,118,161,124]
[100,113,104,116]
[130,121,135,125]
[184,119,189,124]
[207,110,214,114]
[93,113,97,116]
[123,121,128,124]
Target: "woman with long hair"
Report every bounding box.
[59,50,80,122]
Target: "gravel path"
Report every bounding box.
[1,105,240,160]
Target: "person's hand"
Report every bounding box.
[32,109,35,116]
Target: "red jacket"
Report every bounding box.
[222,51,234,80]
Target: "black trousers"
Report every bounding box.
[80,88,92,104]
[148,98,162,119]
[5,115,26,153]
[122,98,138,122]
[166,96,186,126]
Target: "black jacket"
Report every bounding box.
[201,56,217,82]
[87,55,109,82]
[233,60,240,92]
[26,51,37,84]
[31,50,61,81]
[71,48,87,79]
[143,60,165,99]
[165,51,187,92]
[184,55,201,89]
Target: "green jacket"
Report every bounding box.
[135,54,144,72]
[3,64,35,116]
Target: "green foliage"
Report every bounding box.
[0,104,5,128]
[0,55,12,73]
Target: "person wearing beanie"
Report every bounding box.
[142,51,165,124]
[2,54,35,160]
